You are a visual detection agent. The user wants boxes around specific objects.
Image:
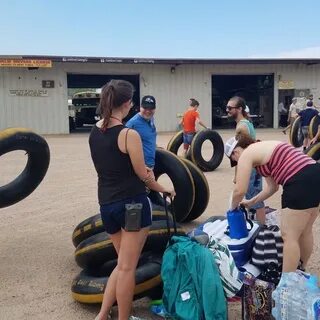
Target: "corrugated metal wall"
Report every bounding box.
[0,65,68,134]
[0,62,319,134]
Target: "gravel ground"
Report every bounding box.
[0,128,319,320]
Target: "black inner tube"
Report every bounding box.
[305,142,320,161]
[289,117,303,148]
[190,129,224,172]
[72,207,173,247]
[166,130,183,155]
[72,252,162,304]
[154,149,195,222]
[309,116,320,140]
[75,220,185,269]
[180,158,210,222]
[0,128,50,208]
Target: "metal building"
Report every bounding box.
[0,56,319,134]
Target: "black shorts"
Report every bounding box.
[282,163,320,210]
[100,193,152,234]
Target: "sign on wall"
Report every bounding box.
[278,80,294,90]
[9,89,49,97]
[294,89,310,98]
[0,59,52,68]
[42,80,55,88]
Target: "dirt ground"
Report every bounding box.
[0,128,319,320]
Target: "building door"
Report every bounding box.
[212,74,274,128]
[278,89,294,127]
[67,74,140,132]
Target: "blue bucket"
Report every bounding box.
[227,208,249,239]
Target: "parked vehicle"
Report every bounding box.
[72,91,100,128]
[69,91,139,131]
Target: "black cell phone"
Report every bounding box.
[124,203,142,232]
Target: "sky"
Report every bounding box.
[0,0,319,59]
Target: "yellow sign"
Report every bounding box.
[278,80,294,90]
[0,59,52,68]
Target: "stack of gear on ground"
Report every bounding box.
[186,208,286,320]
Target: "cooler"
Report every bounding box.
[201,218,260,267]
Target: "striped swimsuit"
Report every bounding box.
[256,143,316,185]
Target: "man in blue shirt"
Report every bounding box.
[126,95,157,168]
[299,100,320,150]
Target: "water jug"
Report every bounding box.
[306,275,320,319]
[227,207,249,239]
[272,271,309,320]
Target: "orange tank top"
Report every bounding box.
[183,109,198,133]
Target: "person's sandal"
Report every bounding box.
[297,259,306,272]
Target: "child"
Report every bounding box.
[180,98,207,156]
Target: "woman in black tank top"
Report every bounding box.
[89,80,175,320]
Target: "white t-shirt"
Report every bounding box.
[278,102,286,113]
[289,103,300,118]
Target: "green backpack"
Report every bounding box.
[161,236,227,320]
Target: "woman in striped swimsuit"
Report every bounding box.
[225,134,320,272]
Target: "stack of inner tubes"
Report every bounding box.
[0,128,50,208]
[71,207,185,304]
[167,129,224,171]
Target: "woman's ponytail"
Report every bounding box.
[100,85,114,132]
[99,80,134,132]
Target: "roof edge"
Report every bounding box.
[0,55,320,65]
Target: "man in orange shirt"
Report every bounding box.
[180,98,208,156]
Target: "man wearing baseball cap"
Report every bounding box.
[126,95,157,168]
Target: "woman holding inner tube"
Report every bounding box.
[89,79,175,320]
[225,134,320,273]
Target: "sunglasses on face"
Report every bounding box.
[226,106,238,110]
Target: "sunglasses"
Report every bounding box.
[226,105,239,110]
[226,106,239,111]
